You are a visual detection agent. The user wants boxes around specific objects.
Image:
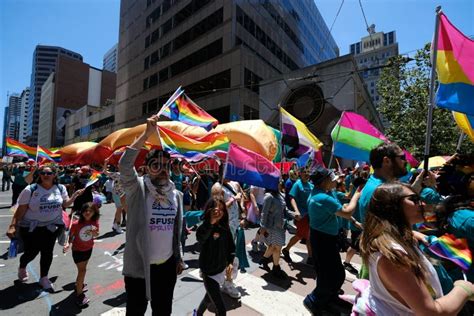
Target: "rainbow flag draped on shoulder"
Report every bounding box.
[157,126,228,161]
[6,138,37,159]
[435,12,474,116]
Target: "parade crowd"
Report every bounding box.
[3,114,474,315]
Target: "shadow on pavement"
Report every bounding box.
[49,291,84,315]
[0,281,44,309]
[96,231,119,240]
[103,292,126,308]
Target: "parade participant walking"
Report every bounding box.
[103,158,126,233]
[303,167,361,314]
[11,162,33,206]
[2,163,12,191]
[282,167,313,265]
[196,199,235,316]
[63,202,100,307]
[119,114,184,316]
[359,182,474,315]
[259,185,287,279]
[6,165,84,291]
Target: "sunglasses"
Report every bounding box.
[401,193,421,204]
[40,171,54,176]
[391,153,407,161]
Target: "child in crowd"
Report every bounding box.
[63,202,100,307]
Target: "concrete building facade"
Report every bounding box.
[103,43,118,73]
[103,0,339,137]
[19,88,30,143]
[349,25,398,107]
[38,55,116,148]
[7,94,21,140]
[26,45,83,146]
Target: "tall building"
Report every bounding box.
[19,88,30,143]
[113,0,339,133]
[349,25,398,106]
[7,93,21,139]
[103,43,118,73]
[26,45,83,146]
[2,106,9,156]
[38,55,116,147]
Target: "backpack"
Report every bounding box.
[28,183,65,201]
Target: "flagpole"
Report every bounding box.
[279,105,285,174]
[35,145,39,164]
[455,132,465,152]
[328,112,344,169]
[156,86,184,117]
[423,6,442,172]
[221,143,231,185]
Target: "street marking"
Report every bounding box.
[97,251,123,272]
[101,307,126,316]
[0,240,11,244]
[0,214,13,217]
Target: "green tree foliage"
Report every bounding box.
[377,43,473,160]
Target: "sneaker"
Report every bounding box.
[251,240,258,253]
[258,242,267,252]
[39,276,54,291]
[282,248,293,263]
[182,262,189,270]
[259,256,271,270]
[17,268,28,282]
[221,280,241,299]
[303,294,322,315]
[121,219,127,227]
[306,257,314,266]
[271,265,287,279]
[76,293,90,307]
[343,262,358,275]
[112,223,123,234]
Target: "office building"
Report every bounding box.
[108,0,339,136]
[19,88,30,143]
[38,55,116,147]
[7,93,21,139]
[103,43,118,73]
[349,25,398,106]
[26,45,83,146]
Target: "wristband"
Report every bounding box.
[456,284,474,299]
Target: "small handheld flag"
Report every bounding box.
[428,233,472,271]
[85,170,101,188]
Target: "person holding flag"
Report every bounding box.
[71,166,94,215]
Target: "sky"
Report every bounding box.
[0,0,473,149]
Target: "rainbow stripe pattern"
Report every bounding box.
[331,112,388,162]
[435,13,474,116]
[6,138,37,159]
[162,94,218,131]
[158,126,228,162]
[224,143,280,190]
[428,233,472,271]
[85,169,102,188]
[37,145,60,163]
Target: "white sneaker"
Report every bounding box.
[39,276,54,291]
[182,262,189,270]
[221,280,241,299]
[18,268,29,282]
[112,223,123,234]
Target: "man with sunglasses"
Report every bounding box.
[119,114,184,315]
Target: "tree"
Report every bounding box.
[377,43,473,160]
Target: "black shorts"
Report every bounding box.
[72,249,93,264]
[350,230,362,251]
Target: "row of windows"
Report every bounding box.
[142,69,231,115]
[244,68,262,95]
[144,8,223,70]
[74,115,115,137]
[146,0,180,27]
[363,38,381,49]
[235,37,281,74]
[236,5,298,71]
[143,39,223,91]
[358,52,391,64]
[261,1,304,54]
[145,0,213,49]
[36,58,56,63]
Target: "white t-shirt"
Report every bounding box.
[223,182,240,236]
[146,191,177,265]
[251,185,265,206]
[104,179,114,193]
[18,184,69,223]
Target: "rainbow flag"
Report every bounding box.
[37,145,60,163]
[162,94,218,131]
[224,143,280,190]
[6,138,36,159]
[280,107,323,159]
[85,169,101,188]
[428,233,472,271]
[435,13,474,116]
[453,111,474,142]
[331,112,388,162]
[157,126,229,162]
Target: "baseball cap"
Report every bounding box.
[310,167,337,185]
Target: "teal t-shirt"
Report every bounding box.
[170,172,183,192]
[308,188,343,236]
[289,179,313,217]
[353,175,384,230]
[12,168,29,186]
[420,187,443,205]
[335,191,350,230]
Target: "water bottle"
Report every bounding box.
[8,238,18,258]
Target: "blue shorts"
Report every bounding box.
[112,193,122,208]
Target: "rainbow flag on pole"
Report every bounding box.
[6,138,36,159]
[224,143,280,190]
[37,145,59,163]
[435,12,474,115]
[162,94,218,131]
[429,233,472,271]
[157,126,228,161]
[85,169,101,188]
[331,112,388,162]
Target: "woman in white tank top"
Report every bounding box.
[358,182,473,315]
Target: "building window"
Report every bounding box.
[244,68,262,94]
[243,105,259,120]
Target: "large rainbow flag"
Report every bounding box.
[435,12,474,116]
[429,233,472,271]
[157,126,228,162]
[280,107,323,159]
[6,138,37,159]
[162,93,218,131]
[331,112,388,162]
[224,143,280,190]
[37,145,60,163]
